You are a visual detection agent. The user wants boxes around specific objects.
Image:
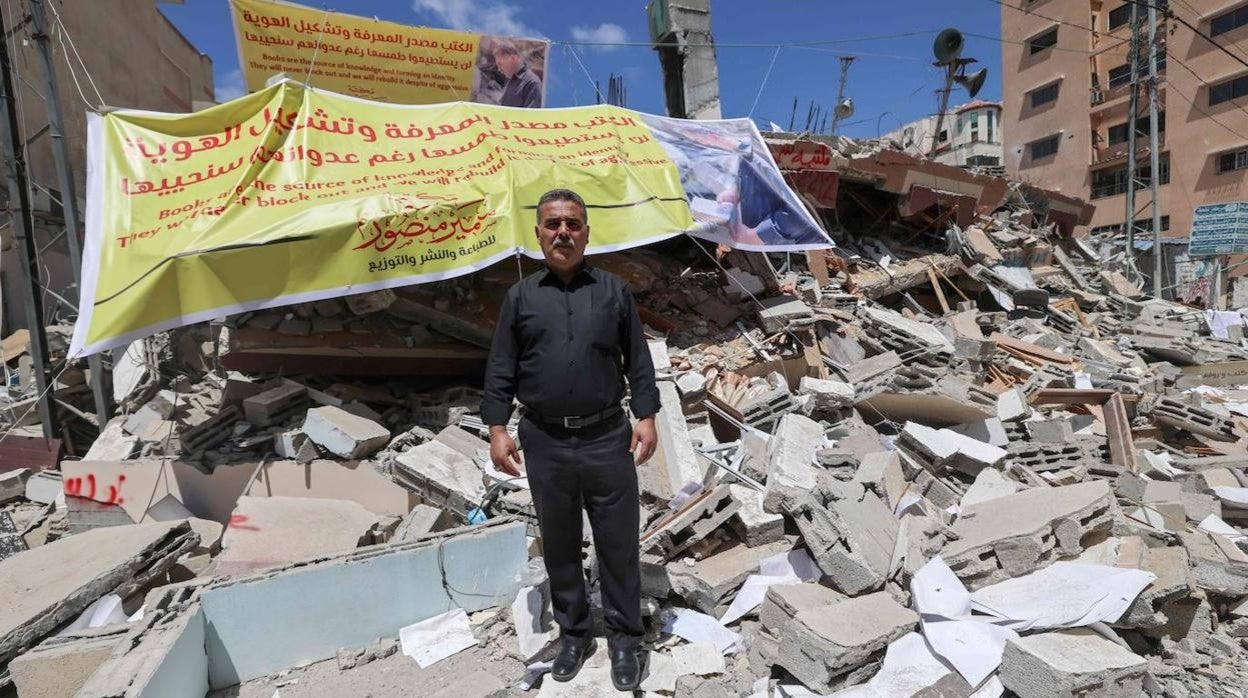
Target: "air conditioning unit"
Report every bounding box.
[1090,90,1105,105]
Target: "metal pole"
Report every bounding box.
[1124,4,1140,272]
[0,11,57,439]
[27,0,110,422]
[1147,0,1164,299]
[928,62,956,159]
[829,56,855,137]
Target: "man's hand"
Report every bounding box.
[489,426,524,477]
[630,416,658,466]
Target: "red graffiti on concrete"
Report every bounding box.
[64,473,126,505]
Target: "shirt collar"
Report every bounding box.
[539,262,593,286]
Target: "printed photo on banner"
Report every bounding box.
[638,113,831,251]
[471,36,548,108]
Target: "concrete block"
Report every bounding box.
[762,414,823,514]
[999,629,1146,698]
[789,481,897,595]
[242,381,308,427]
[393,441,487,520]
[639,381,704,502]
[942,481,1115,588]
[851,451,907,512]
[1178,530,1248,596]
[8,626,127,698]
[898,421,1006,477]
[997,387,1031,422]
[23,471,62,505]
[273,430,317,463]
[724,267,765,299]
[1027,419,1075,443]
[737,429,771,484]
[392,503,449,541]
[641,485,739,561]
[301,406,390,459]
[759,582,846,633]
[757,296,812,333]
[0,468,29,504]
[82,418,139,461]
[1113,540,1192,630]
[668,539,793,614]
[950,417,1008,447]
[729,484,784,548]
[774,592,918,694]
[671,641,725,677]
[798,377,855,412]
[960,468,1020,508]
[676,371,708,400]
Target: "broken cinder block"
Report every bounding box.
[301,406,390,459]
[788,481,897,595]
[999,629,1147,698]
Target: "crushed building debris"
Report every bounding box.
[2,131,1248,698]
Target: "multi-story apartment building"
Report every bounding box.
[1001,0,1248,245]
[882,100,1004,170]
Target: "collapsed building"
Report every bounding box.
[1,131,1248,698]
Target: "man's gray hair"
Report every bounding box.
[536,189,587,222]
[493,39,521,57]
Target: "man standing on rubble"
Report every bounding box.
[483,188,659,691]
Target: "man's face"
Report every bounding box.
[494,50,521,78]
[536,199,588,274]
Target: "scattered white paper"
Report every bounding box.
[832,632,970,698]
[663,608,743,654]
[970,563,1156,631]
[911,557,1015,687]
[720,574,801,625]
[1074,372,1094,390]
[399,608,477,668]
[59,594,132,635]
[1199,514,1247,542]
[1213,486,1248,507]
[518,661,554,691]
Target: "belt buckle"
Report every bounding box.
[562,415,583,429]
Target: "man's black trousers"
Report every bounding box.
[518,412,643,651]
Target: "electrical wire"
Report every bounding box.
[45,0,103,108]
[555,29,942,50]
[747,46,782,119]
[1120,0,1248,69]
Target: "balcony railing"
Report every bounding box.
[1093,130,1165,164]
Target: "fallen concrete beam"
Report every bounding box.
[0,521,199,675]
[847,254,962,300]
[941,481,1115,588]
[762,414,824,513]
[199,518,527,689]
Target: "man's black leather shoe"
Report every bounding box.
[610,647,643,691]
[551,636,595,682]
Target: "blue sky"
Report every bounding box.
[162,0,1006,138]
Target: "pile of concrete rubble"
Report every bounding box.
[4,157,1248,698]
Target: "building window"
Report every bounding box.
[1029,82,1060,108]
[938,130,948,143]
[1089,216,1170,235]
[1108,63,1133,89]
[1218,147,1248,173]
[1212,4,1248,36]
[1030,134,1060,160]
[1029,27,1058,54]
[970,116,980,141]
[967,155,1000,167]
[1108,4,1133,30]
[956,116,963,135]
[1210,74,1248,106]
[1107,112,1165,145]
[1091,155,1171,198]
[987,110,995,142]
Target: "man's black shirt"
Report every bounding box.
[482,265,660,426]
[500,64,543,108]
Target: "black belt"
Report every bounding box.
[524,404,623,430]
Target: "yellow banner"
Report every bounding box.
[230,0,549,106]
[71,81,691,358]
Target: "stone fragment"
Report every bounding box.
[301,405,390,459]
[898,421,1006,477]
[757,296,812,333]
[638,381,703,502]
[668,539,793,614]
[23,471,62,505]
[392,503,449,541]
[774,591,917,694]
[8,626,127,698]
[798,377,855,412]
[393,441,486,520]
[999,629,1147,698]
[671,641,725,677]
[641,485,739,561]
[0,468,29,504]
[1178,530,1248,596]
[997,387,1031,422]
[241,380,308,427]
[960,468,1020,508]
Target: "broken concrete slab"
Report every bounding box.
[82,418,139,461]
[0,521,198,672]
[242,380,308,427]
[999,629,1146,698]
[23,470,61,505]
[200,518,527,689]
[798,376,855,413]
[392,503,450,541]
[668,539,794,614]
[942,481,1115,588]
[639,381,704,502]
[393,440,487,520]
[762,413,823,514]
[216,496,378,576]
[898,422,1007,478]
[1178,530,1248,596]
[788,481,897,596]
[758,582,847,634]
[961,468,1021,508]
[0,468,28,504]
[757,296,812,333]
[774,591,918,694]
[301,405,390,459]
[641,485,740,561]
[8,625,128,698]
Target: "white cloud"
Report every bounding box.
[411,0,541,38]
[215,68,246,103]
[569,23,629,51]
